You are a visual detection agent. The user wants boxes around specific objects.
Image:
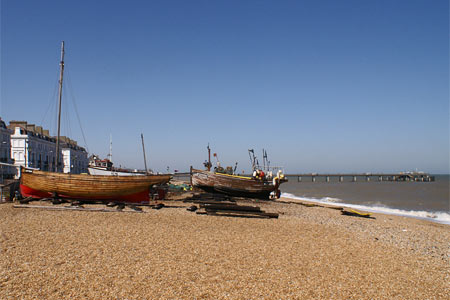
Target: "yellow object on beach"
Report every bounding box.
[341,209,372,218]
[350,209,371,216]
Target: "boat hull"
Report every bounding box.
[191,168,284,199]
[20,168,171,204]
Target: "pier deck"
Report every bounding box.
[173,172,435,182]
[285,172,434,182]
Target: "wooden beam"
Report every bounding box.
[200,204,261,212]
[13,204,146,213]
[205,209,278,218]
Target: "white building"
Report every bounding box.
[0,118,15,181]
[9,121,88,178]
[62,145,89,174]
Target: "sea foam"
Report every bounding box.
[281,192,450,225]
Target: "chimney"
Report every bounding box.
[26,124,36,132]
[35,126,43,135]
[8,120,28,130]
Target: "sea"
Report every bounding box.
[281,175,450,225]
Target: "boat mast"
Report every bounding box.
[141,133,148,174]
[262,149,265,171]
[263,149,269,171]
[207,144,211,171]
[55,41,65,172]
[107,134,112,162]
[248,149,257,171]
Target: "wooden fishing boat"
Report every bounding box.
[190,167,286,200]
[20,167,171,203]
[17,42,172,204]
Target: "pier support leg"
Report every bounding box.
[366,176,370,182]
[352,176,357,182]
[378,176,382,182]
[298,176,301,182]
[326,176,330,182]
[339,176,343,182]
[312,176,316,182]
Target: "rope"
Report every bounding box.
[40,67,60,134]
[65,69,90,153]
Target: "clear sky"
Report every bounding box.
[1,0,448,173]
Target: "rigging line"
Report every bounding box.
[52,60,62,137]
[52,92,58,137]
[62,91,72,141]
[62,76,72,143]
[65,68,90,153]
[40,67,60,129]
[63,78,73,140]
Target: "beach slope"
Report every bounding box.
[0,200,448,299]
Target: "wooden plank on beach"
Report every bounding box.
[200,204,261,212]
[190,200,237,205]
[13,204,146,213]
[328,206,344,210]
[205,209,278,218]
[196,209,277,219]
[205,211,271,219]
[277,201,323,208]
[183,192,232,202]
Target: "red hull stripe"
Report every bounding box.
[20,184,150,204]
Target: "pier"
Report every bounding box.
[285,172,435,183]
[174,171,435,183]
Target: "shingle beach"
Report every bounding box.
[1,197,449,299]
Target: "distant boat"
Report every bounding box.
[19,41,171,204]
[21,167,171,203]
[87,135,147,176]
[88,155,146,176]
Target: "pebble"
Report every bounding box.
[0,199,448,299]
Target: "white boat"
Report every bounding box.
[87,136,147,176]
[88,155,145,176]
[88,166,145,176]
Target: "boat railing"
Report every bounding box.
[255,166,285,175]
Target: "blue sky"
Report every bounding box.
[1,0,448,173]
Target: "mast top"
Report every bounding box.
[60,41,65,64]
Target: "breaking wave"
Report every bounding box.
[281,193,450,225]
